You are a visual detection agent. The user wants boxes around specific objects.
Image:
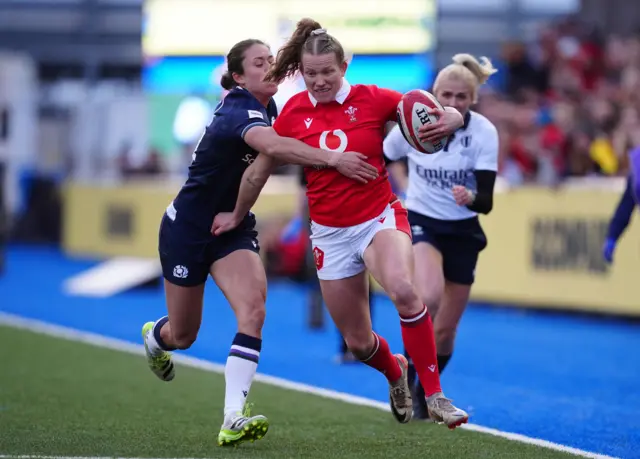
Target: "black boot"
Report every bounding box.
[404,349,429,420]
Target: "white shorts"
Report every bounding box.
[310,200,411,280]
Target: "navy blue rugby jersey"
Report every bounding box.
[168,87,278,232]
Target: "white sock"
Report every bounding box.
[145,330,163,355]
[146,317,169,355]
[224,333,261,419]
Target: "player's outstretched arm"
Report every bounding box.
[244,126,378,183]
[211,154,277,236]
[603,175,636,263]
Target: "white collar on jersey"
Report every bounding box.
[307,79,351,107]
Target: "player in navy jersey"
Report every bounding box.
[384,54,499,420]
[140,38,377,447]
[603,147,640,263]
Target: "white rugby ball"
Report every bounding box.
[396,89,448,154]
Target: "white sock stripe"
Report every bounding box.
[361,333,380,362]
[400,306,428,323]
[230,344,260,357]
[373,332,380,352]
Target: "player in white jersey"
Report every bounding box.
[384,54,499,420]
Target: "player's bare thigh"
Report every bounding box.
[363,229,422,316]
[413,242,445,318]
[163,280,205,349]
[319,271,374,359]
[210,249,267,338]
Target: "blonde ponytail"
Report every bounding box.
[434,54,498,103]
[451,54,498,85]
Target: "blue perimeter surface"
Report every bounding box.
[0,245,638,459]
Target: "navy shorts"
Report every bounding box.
[408,211,487,285]
[158,212,260,287]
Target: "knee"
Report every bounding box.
[421,291,442,318]
[387,278,420,314]
[343,332,376,360]
[236,293,267,335]
[171,329,198,350]
[434,325,456,354]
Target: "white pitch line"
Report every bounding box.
[0,312,620,459]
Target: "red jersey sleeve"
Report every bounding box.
[373,86,403,123]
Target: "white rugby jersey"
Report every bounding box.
[384,111,498,221]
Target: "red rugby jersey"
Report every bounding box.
[274,81,402,227]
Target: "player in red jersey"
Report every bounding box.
[213,18,469,428]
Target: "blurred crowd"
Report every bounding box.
[480,18,640,186]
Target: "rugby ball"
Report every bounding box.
[396,89,448,154]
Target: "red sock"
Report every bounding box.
[361,333,402,382]
[400,306,442,397]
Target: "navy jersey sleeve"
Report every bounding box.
[606,175,636,242]
[266,98,279,123]
[218,89,273,140]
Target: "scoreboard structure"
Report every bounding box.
[142,0,438,158]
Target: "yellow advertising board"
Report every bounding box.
[142,0,436,56]
[62,181,639,316]
[473,187,639,317]
[62,179,297,259]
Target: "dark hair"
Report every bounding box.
[220,38,267,90]
[266,18,345,83]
